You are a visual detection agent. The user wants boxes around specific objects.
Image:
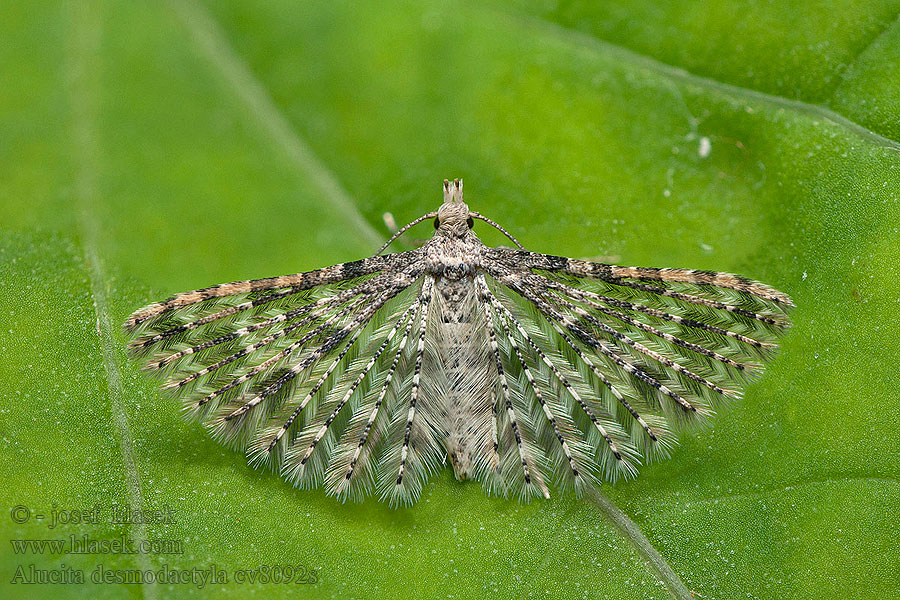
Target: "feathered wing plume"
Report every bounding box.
[126,253,469,506]
[471,248,792,493]
[124,194,792,507]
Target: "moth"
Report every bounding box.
[124,179,792,506]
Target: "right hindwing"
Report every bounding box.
[469,248,792,499]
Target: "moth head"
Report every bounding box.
[435,178,473,235]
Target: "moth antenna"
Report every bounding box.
[469,212,525,250]
[376,212,438,255]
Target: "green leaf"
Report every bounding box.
[2,1,898,599]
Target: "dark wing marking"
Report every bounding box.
[124,255,394,331]
[123,252,447,502]
[475,274,638,488]
[479,248,792,483]
[486,249,793,305]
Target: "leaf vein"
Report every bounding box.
[586,488,693,600]
[827,10,900,103]
[486,6,900,150]
[68,3,154,598]
[168,0,383,247]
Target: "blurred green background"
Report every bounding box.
[2,1,899,598]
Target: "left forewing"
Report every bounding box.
[122,252,425,466]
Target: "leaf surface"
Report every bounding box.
[1,1,898,598]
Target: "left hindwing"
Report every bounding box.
[124,253,432,495]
